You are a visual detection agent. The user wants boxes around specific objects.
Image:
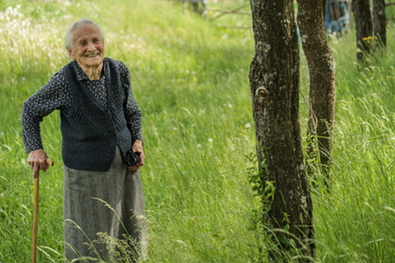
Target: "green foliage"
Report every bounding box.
[2,0,395,262]
[0,0,258,262]
[309,26,395,262]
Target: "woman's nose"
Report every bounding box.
[87,41,95,51]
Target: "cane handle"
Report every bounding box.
[45,159,54,166]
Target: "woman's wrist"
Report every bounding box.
[133,140,143,152]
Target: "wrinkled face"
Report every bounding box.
[67,24,105,69]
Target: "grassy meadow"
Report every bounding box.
[1,0,395,262]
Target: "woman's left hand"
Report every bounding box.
[128,140,145,174]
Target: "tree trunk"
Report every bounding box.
[372,0,386,47]
[297,0,336,187]
[352,0,373,61]
[249,0,315,261]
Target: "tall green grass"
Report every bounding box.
[1,0,395,262]
[311,32,395,262]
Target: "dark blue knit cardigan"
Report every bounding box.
[61,58,132,171]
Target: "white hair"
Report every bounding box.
[64,18,105,50]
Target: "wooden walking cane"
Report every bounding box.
[32,159,54,263]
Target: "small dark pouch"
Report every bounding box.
[126,150,141,166]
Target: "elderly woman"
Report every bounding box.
[22,18,147,262]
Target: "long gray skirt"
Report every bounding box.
[63,146,147,262]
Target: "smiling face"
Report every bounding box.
[67,24,106,71]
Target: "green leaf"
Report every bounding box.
[278,234,288,245]
[289,238,297,248]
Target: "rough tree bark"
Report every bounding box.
[249,0,315,261]
[297,0,336,186]
[372,0,386,47]
[352,0,373,61]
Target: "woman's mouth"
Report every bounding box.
[86,54,99,58]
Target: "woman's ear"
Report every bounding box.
[67,48,74,59]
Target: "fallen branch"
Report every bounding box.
[180,0,200,3]
[210,4,249,21]
[206,8,251,15]
[217,25,251,29]
[385,2,395,6]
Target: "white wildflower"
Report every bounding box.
[245,123,251,129]
[208,138,213,143]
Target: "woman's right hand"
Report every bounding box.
[28,149,49,178]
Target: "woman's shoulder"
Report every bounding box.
[40,64,72,94]
[106,58,129,75]
[50,66,69,84]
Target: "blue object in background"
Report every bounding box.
[324,0,349,35]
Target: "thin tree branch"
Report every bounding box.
[216,25,251,29]
[210,4,249,21]
[206,8,251,15]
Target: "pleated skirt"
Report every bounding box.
[63,146,147,262]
